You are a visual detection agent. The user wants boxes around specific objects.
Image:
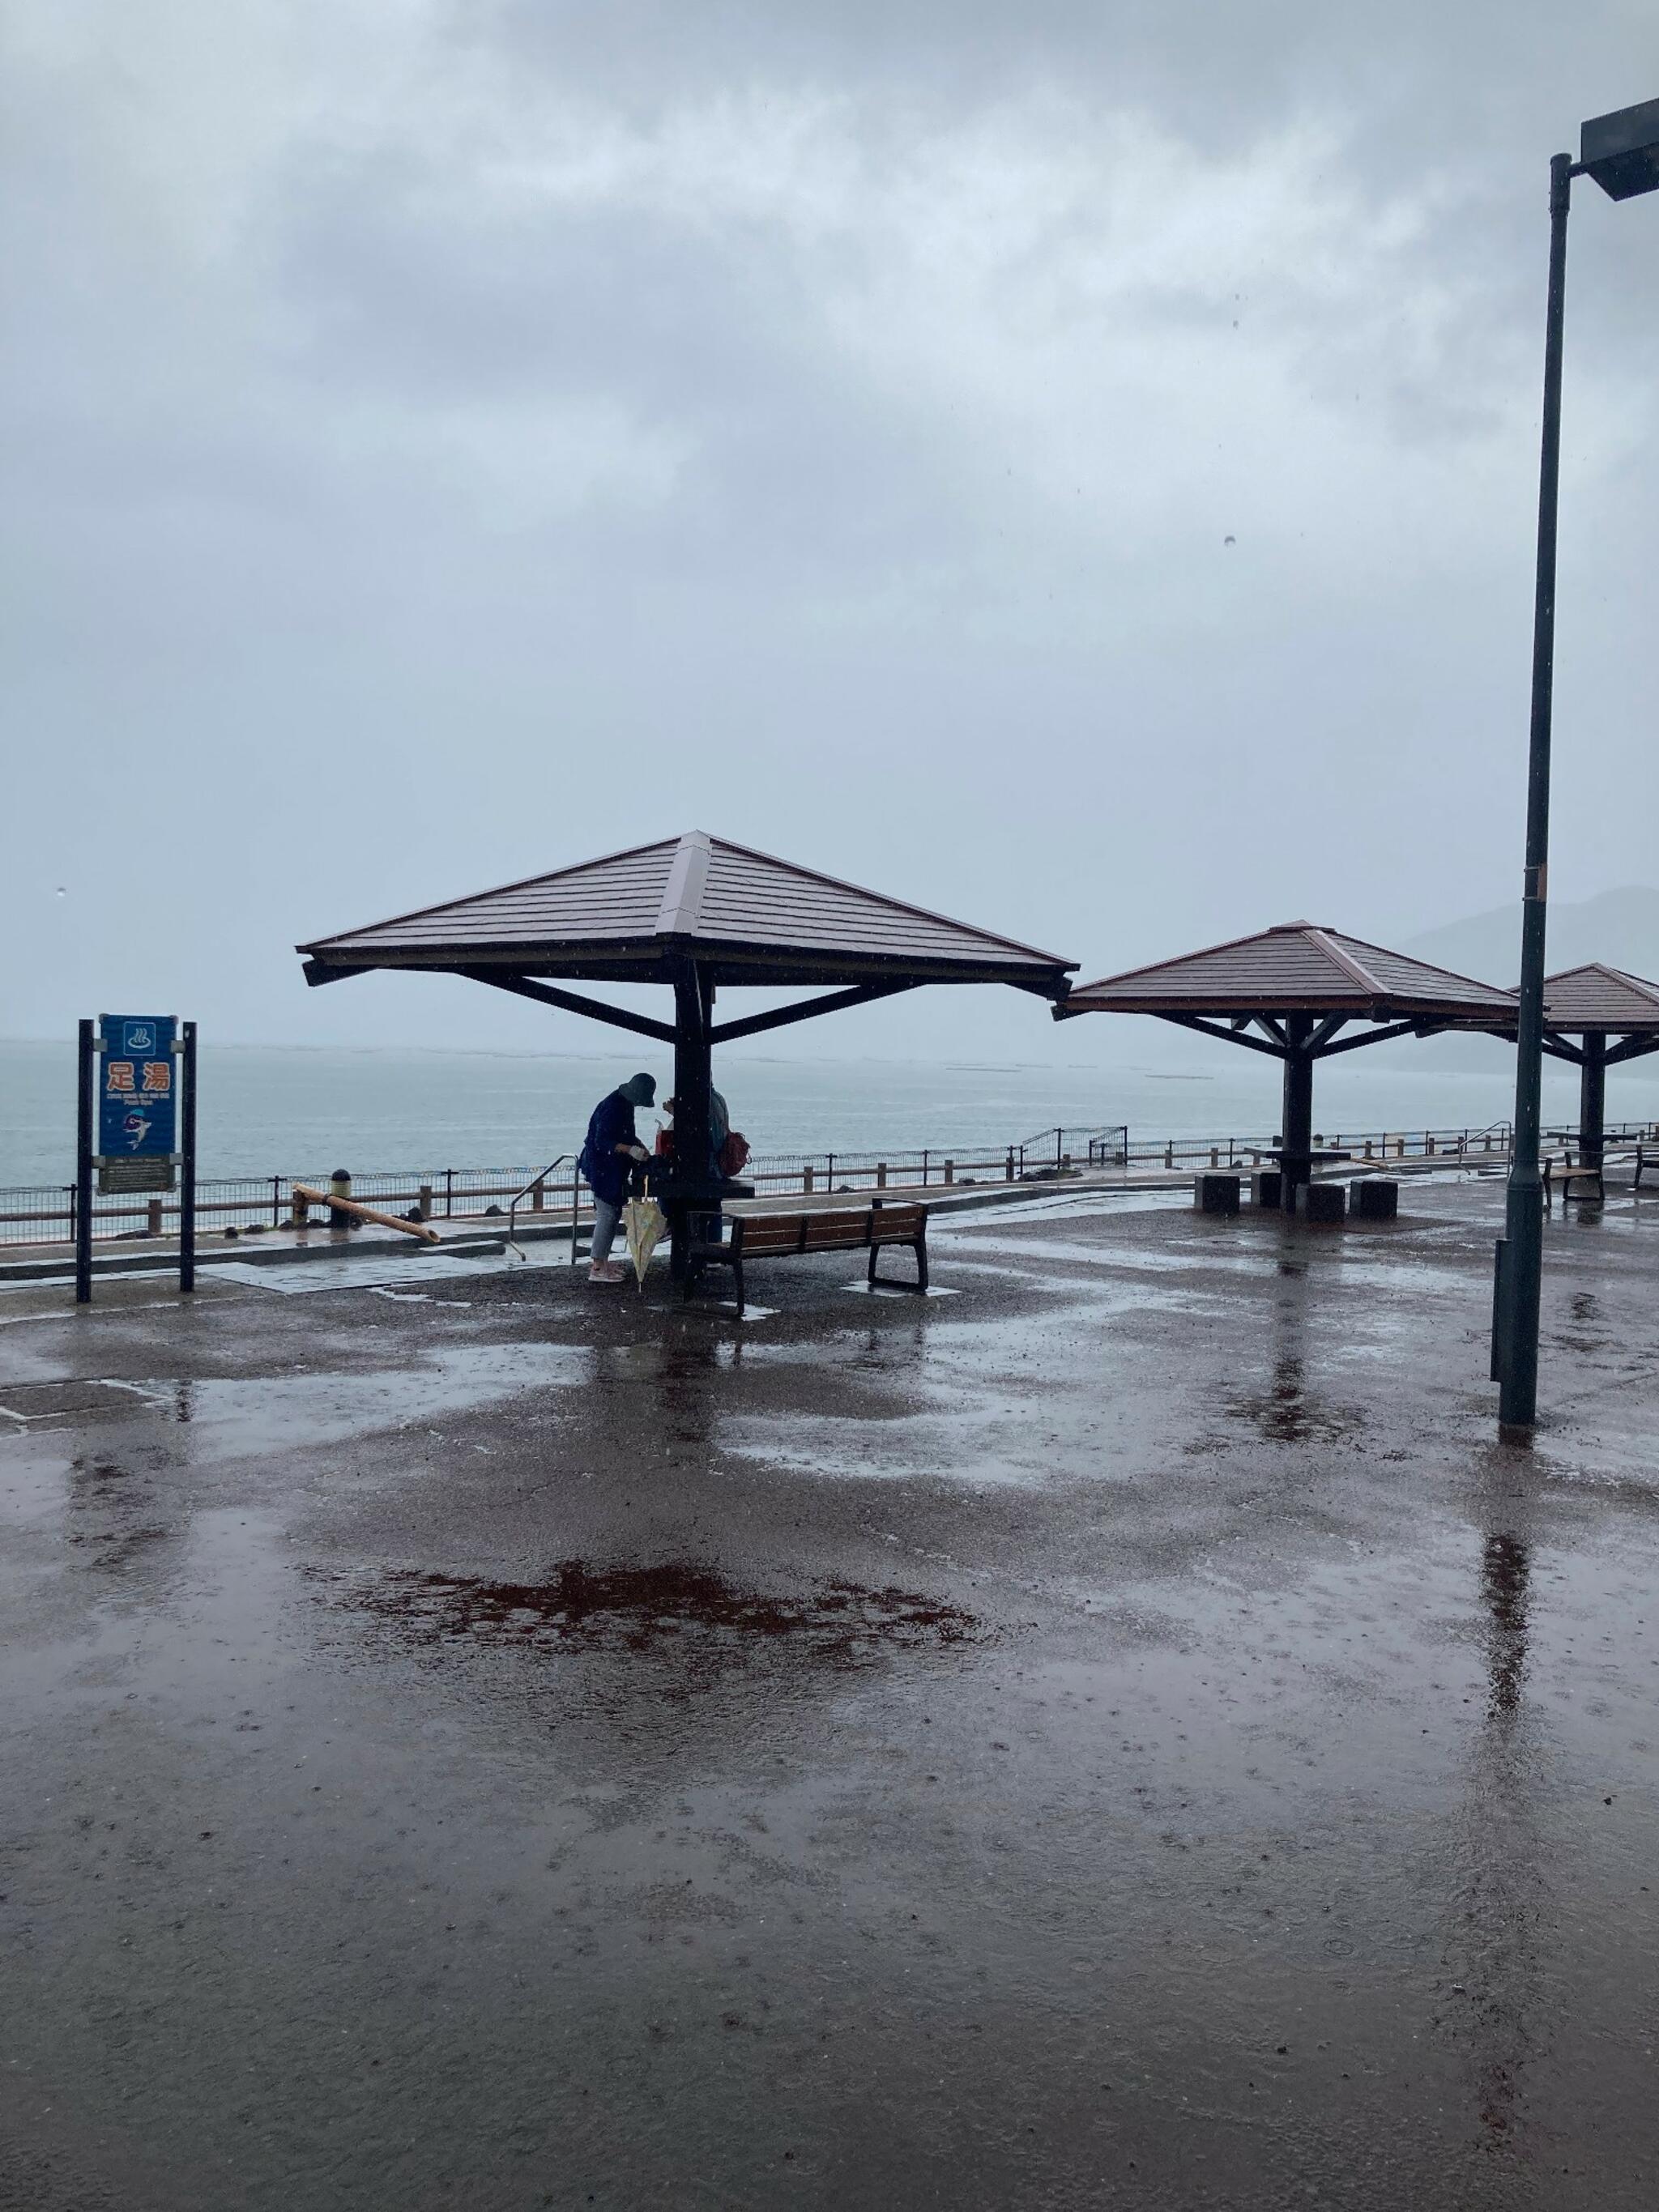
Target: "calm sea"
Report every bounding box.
[5,1038,1648,1188]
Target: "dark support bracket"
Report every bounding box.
[1314,1018,1439,1059]
[710,982,918,1046]
[1157,1014,1286,1061]
[302,959,367,988]
[458,970,676,1043]
[1605,1032,1659,1068]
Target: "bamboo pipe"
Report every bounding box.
[291,1186,441,1243]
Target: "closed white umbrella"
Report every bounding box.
[623,1191,668,1289]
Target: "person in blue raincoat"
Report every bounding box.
[578,1072,656,1283]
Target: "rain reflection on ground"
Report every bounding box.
[1,1173,1657,2210]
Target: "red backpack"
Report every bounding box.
[719,1130,751,1178]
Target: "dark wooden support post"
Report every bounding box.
[1579,1030,1606,1170]
[1281,1014,1315,1214]
[670,962,714,1281]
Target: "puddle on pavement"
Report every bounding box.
[1226,1357,1369,1445]
[324,1558,983,1670]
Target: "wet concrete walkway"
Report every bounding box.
[2,1178,1655,2209]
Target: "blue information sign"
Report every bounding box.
[97,1015,178,1163]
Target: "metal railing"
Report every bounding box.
[5,1118,1653,1251]
[505,1156,580,1264]
[1114,1120,1527,1173]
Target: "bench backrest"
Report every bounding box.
[870,1204,924,1243]
[731,1204,926,1258]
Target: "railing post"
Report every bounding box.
[570,1162,582,1266]
[418,1182,433,1222]
[1163,1142,1173,1170]
[271,1175,282,1227]
[531,1176,544,1213]
[944,1159,954,1186]
[827,1153,835,1191]
[1004,1149,1013,1183]
[922,1150,929,1187]
[876,1161,887,1189]
[804,1163,814,1195]
[147,1199,163,1238]
[445,1169,454,1217]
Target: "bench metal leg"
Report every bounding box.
[868,1238,928,1294]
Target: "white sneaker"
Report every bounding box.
[587,1261,628,1284]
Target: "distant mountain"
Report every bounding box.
[1402,885,1659,990]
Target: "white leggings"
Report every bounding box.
[591,1196,622,1264]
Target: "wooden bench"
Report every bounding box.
[688,1204,929,1314]
[1543,1153,1603,1206]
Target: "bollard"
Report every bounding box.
[292,1189,310,1229]
[531,1177,544,1213]
[147,1199,164,1238]
[876,1162,888,1189]
[1209,1147,1219,1167]
[418,1182,433,1222]
[803,1164,814,1195]
[1352,1179,1399,1221]
[944,1159,954,1186]
[1004,1149,1014,1183]
[1163,1143,1174,1169]
[1427,1133,1436,1156]
[328,1168,353,1231]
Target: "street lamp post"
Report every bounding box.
[1495,98,1659,1434]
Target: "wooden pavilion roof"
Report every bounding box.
[300,831,1075,995]
[1541,963,1659,1033]
[1062,921,1516,1024]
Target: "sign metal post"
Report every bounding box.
[75,1019,95,1305]
[180,1021,198,1293]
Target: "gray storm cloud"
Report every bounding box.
[1,1,1653,1056]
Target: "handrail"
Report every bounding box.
[505,1155,576,1264]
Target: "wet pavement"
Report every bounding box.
[2,1178,1656,2210]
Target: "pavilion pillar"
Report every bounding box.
[670,964,714,1280]
[1578,1031,1606,1170]
[1281,1015,1315,1214]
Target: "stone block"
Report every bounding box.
[1298,1181,1346,1224]
[1250,1170,1283,1208]
[1351,1178,1399,1221]
[1194,1172,1241,1214]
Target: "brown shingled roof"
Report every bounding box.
[1542,962,1659,1032]
[1065,921,1516,1021]
[299,831,1075,993]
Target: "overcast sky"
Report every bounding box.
[2,1,1655,1063]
